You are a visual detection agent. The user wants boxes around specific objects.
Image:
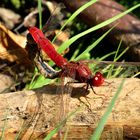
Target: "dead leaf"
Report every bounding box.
[0,23,33,69]
[0,24,34,91]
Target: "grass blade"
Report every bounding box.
[58,4,140,54]
[90,79,125,140]
[44,104,84,140]
[52,0,98,42]
[0,109,8,140]
[75,25,116,61]
[38,0,42,29]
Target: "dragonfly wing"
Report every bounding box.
[50,70,76,138]
[81,60,140,77]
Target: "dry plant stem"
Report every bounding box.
[14,9,39,33]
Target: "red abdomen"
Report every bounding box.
[28,27,68,68]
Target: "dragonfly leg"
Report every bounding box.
[103,80,117,95]
[90,84,108,106]
[66,82,92,110]
[78,97,92,111]
[103,80,115,86]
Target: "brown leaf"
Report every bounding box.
[0,23,33,70]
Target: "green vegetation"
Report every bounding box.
[27,1,140,89]
[0,0,139,139]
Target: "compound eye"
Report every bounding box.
[95,72,102,77]
[92,72,104,87]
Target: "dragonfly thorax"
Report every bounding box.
[60,61,93,83]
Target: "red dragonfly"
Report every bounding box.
[28,26,105,91]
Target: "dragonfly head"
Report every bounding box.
[91,72,104,87]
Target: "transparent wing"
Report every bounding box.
[51,73,76,138]
[82,60,140,78]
